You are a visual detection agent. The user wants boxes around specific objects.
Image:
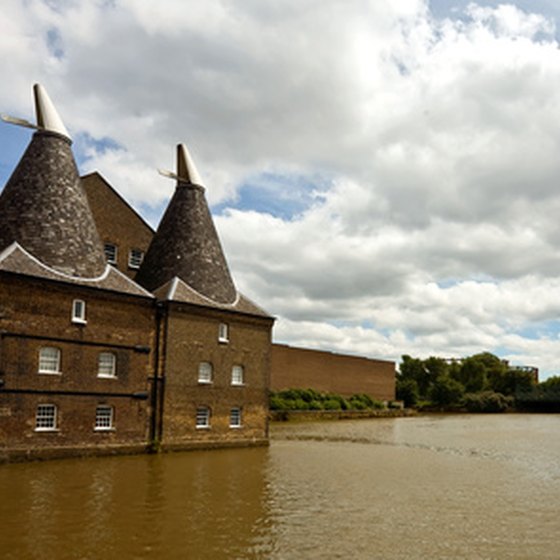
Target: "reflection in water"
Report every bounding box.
[1,415,559,559]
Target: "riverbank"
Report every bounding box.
[269,408,416,422]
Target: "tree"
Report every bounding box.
[455,356,487,393]
[495,368,535,396]
[396,378,419,408]
[429,375,464,408]
[399,355,432,398]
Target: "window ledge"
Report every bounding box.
[71,319,87,326]
[230,425,242,429]
[94,427,116,432]
[35,428,59,433]
[231,382,245,387]
[198,380,213,385]
[196,425,211,430]
[218,339,229,344]
[97,374,117,379]
[38,371,62,376]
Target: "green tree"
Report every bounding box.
[495,368,535,396]
[396,378,419,408]
[429,375,464,408]
[456,356,487,393]
[399,355,431,398]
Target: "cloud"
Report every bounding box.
[2,0,560,376]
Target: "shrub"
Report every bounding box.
[323,398,342,410]
[462,391,511,413]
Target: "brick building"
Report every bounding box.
[0,84,395,462]
[135,144,274,450]
[0,85,155,461]
[82,172,154,280]
[0,84,273,461]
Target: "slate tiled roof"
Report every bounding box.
[0,130,107,278]
[0,242,153,298]
[152,276,271,318]
[135,171,237,304]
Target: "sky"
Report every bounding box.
[2,0,560,379]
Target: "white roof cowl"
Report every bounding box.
[33,83,71,140]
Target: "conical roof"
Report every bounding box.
[0,84,106,278]
[136,144,237,303]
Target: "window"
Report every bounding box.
[128,249,144,269]
[104,243,118,264]
[95,405,114,431]
[98,352,116,378]
[35,404,57,431]
[196,406,211,429]
[230,407,242,428]
[218,323,229,343]
[38,347,61,374]
[72,299,86,324]
[198,362,213,384]
[231,365,244,386]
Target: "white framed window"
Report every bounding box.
[230,407,242,428]
[196,406,211,429]
[38,347,61,374]
[198,362,213,384]
[98,352,116,378]
[72,299,86,324]
[104,243,118,264]
[231,365,244,386]
[35,404,57,431]
[95,405,114,431]
[218,322,229,343]
[128,249,144,269]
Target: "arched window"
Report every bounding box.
[198,362,213,384]
[231,365,244,385]
[98,352,117,378]
[38,347,61,374]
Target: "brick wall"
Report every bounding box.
[270,344,396,401]
[159,304,273,449]
[82,173,154,279]
[0,272,155,460]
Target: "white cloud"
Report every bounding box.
[2,0,560,377]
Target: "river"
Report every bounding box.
[0,414,559,559]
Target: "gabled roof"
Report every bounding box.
[0,84,106,278]
[135,144,237,304]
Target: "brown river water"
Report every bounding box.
[0,414,559,559]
